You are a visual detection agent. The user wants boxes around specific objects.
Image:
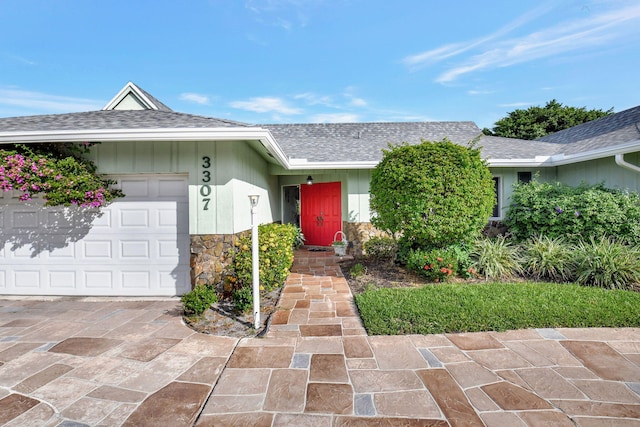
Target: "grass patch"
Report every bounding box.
[354,282,640,335]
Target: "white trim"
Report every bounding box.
[490,175,503,221]
[287,159,378,170]
[488,139,640,167]
[103,82,158,111]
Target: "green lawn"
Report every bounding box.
[354,282,640,335]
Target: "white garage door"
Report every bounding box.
[0,175,190,296]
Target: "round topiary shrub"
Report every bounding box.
[369,138,495,250]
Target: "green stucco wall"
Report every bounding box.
[89,139,277,235]
[556,154,640,191]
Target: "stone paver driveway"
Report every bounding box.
[1,249,640,426]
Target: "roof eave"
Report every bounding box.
[548,139,640,166]
[0,127,291,168]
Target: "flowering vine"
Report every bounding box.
[0,143,123,208]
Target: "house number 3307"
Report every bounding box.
[201,156,212,210]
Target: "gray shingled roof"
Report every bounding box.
[477,135,564,160]
[0,109,249,132]
[262,121,483,163]
[537,105,640,155]
[134,86,174,112]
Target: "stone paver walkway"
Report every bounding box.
[1,249,640,426]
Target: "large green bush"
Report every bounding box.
[505,180,640,244]
[232,223,298,292]
[369,139,495,250]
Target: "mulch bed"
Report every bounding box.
[183,287,282,338]
[338,256,431,294]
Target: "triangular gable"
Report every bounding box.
[102,82,173,111]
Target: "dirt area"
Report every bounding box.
[338,257,430,294]
[183,287,281,338]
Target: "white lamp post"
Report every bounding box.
[248,195,260,329]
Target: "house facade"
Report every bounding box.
[1,82,639,297]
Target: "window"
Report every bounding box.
[517,171,532,183]
[492,177,501,218]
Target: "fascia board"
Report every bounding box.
[487,157,553,167]
[286,159,377,170]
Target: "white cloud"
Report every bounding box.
[468,90,494,96]
[294,92,334,106]
[403,2,555,70]
[179,92,210,105]
[498,102,533,108]
[310,113,359,123]
[230,96,302,114]
[404,2,640,83]
[349,97,367,107]
[0,87,102,114]
[244,0,323,30]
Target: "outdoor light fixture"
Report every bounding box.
[248,195,260,329]
[306,175,313,185]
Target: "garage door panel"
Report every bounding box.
[85,271,113,289]
[44,209,75,229]
[120,178,150,197]
[158,240,180,258]
[48,242,76,258]
[91,211,112,228]
[120,209,149,228]
[122,271,150,289]
[158,179,187,197]
[83,240,113,258]
[12,210,39,229]
[120,240,150,259]
[13,270,41,288]
[13,243,41,259]
[49,271,76,289]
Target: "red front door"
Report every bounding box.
[300,182,342,246]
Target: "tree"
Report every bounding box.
[369,138,495,249]
[0,142,122,208]
[482,100,613,140]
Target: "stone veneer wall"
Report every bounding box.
[190,231,249,288]
[343,222,390,256]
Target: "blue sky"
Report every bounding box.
[1,0,639,129]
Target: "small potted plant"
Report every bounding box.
[332,231,348,256]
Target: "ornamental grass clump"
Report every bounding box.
[521,235,573,282]
[572,236,640,290]
[470,236,522,280]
